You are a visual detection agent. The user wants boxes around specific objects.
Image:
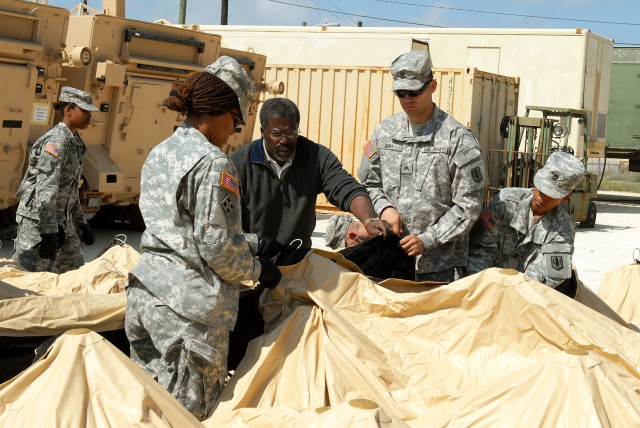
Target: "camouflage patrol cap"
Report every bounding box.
[390,50,433,91]
[534,151,586,199]
[325,214,353,250]
[203,56,256,125]
[58,86,99,112]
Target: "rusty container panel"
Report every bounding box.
[255,66,518,211]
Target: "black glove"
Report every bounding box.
[258,259,282,290]
[38,233,59,260]
[77,224,95,246]
[257,236,285,259]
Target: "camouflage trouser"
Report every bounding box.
[12,216,84,274]
[124,277,227,421]
[416,266,464,283]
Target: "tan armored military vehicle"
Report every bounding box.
[0,0,274,232]
[0,0,69,237]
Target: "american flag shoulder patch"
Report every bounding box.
[363,140,377,159]
[220,172,239,196]
[479,209,497,232]
[44,143,61,158]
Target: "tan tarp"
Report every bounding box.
[597,263,640,329]
[2,250,640,427]
[207,252,640,426]
[0,329,200,427]
[0,243,139,336]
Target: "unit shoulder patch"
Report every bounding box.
[219,171,239,196]
[44,143,61,158]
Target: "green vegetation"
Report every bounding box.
[597,168,640,193]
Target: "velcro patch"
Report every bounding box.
[221,195,234,215]
[220,172,239,196]
[471,166,483,183]
[363,140,377,159]
[479,209,497,231]
[44,143,61,158]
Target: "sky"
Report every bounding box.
[46,0,639,46]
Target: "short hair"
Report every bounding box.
[259,98,300,129]
[164,71,239,116]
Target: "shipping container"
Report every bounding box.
[606,47,640,171]
[246,65,518,211]
[197,26,613,155]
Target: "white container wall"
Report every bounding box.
[199,26,613,154]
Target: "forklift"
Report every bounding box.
[490,106,598,228]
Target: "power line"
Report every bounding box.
[308,0,352,26]
[265,0,446,27]
[265,0,640,45]
[370,0,640,27]
[324,0,360,26]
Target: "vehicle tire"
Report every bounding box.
[579,201,597,229]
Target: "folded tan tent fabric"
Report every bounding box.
[2,250,640,427]
[208,252,640,426]
[597,263,640,329]
[0,242,139,336]
[0,329,200,427]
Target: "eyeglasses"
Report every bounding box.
[393,79,432,98]
[269,129,299,140]
[230,111,244,128]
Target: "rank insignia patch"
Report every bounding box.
[220,172,239,197]
[479,209,497,231]
[44,143,61,158]
[363,140,377,158]
[221,195,234,215]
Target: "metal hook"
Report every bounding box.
[289,238,303,250]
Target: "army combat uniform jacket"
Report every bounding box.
[15,122,87,233]
[358,104,487,274]
[13,123,88,273]
[131,125,261,330]
[466,187,575,288]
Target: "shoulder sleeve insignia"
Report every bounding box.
[363,140,377,159]
[44,143,61,158]
[220,171,239,197]
[479,209,497,231]
[221,195,235,215]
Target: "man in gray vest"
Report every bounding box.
[466,151,586,290]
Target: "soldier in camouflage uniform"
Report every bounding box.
[124,56,282,421]
[466,151,586,290]
[357,51,487,282]
[13,86,96,273]
[325,214,371,250]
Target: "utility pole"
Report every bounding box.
[178,0,187,24]
[221,0,228,25]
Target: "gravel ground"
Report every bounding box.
[1,196,638,294]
